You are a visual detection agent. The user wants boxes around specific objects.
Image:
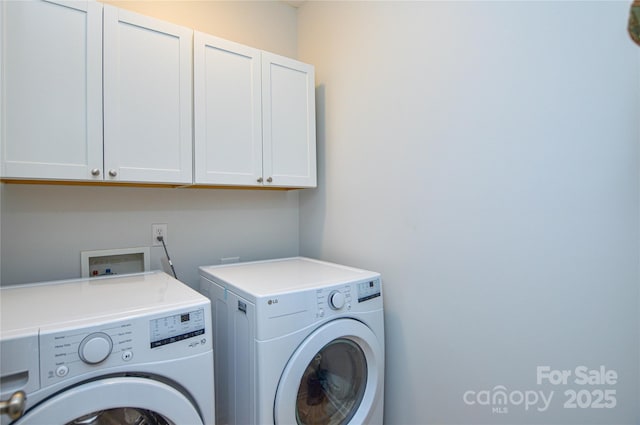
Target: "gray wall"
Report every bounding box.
[1,185,300,287]
[297,1,639,424]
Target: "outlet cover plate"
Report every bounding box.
[152,223,168,246]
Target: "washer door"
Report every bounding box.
[14,377,204,425]
[274,319,383,425]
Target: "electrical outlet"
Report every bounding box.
[152,223,168,246]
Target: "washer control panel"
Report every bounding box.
[39,306,210,388]
[328,290,345,310]
[314,278,382,319]
[316,285,352,317]
[357,279,382,303]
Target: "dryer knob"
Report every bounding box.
[78,332,113,364]
[329,291,345,310]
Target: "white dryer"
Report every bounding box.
[0,271,215,425]
[199,257,384,425]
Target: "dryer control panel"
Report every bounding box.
[39,305,211,389]
[149,309,206,349]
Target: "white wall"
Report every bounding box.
[102,0,298,58]
[297,1,640,424]
[0,0,301,288]
[1,185,299,287]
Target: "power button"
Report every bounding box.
[56,365,69,377]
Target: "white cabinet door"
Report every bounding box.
[262,53,316,188]
[103,6,193,184]
[194,33,262,186]
[194,43,316,189]
[0,0,103,180]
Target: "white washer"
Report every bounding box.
[0,271,215,425]
[199,257,384,425]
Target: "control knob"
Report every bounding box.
[78,332,113,364]
[328,290,345,310]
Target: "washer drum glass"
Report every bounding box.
[66,407,170,425]
[295,338,367,425]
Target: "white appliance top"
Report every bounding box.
[1,271,207,339]
[199,257,379,299]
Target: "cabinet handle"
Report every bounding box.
[0,391,26,420]
[266,177,273,183]
[108,169,118,177]
[91,168,101,177]
[257,177,263,183]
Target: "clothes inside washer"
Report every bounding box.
[67,408,168,425]
[296,339,368,425]
[630,0,640,46]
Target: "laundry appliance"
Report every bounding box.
[0,271,215,425]
[199,257,384,425]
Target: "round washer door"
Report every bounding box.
[14,377,204,425]
[274,319,383,425]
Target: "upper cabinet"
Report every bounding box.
[194,33,263,186]
[1,1,315,189]
[261,52,316,188]
[103,6,193,184]
[1,2,192,184]
[0,0,103,180]
[194,34,316,188]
